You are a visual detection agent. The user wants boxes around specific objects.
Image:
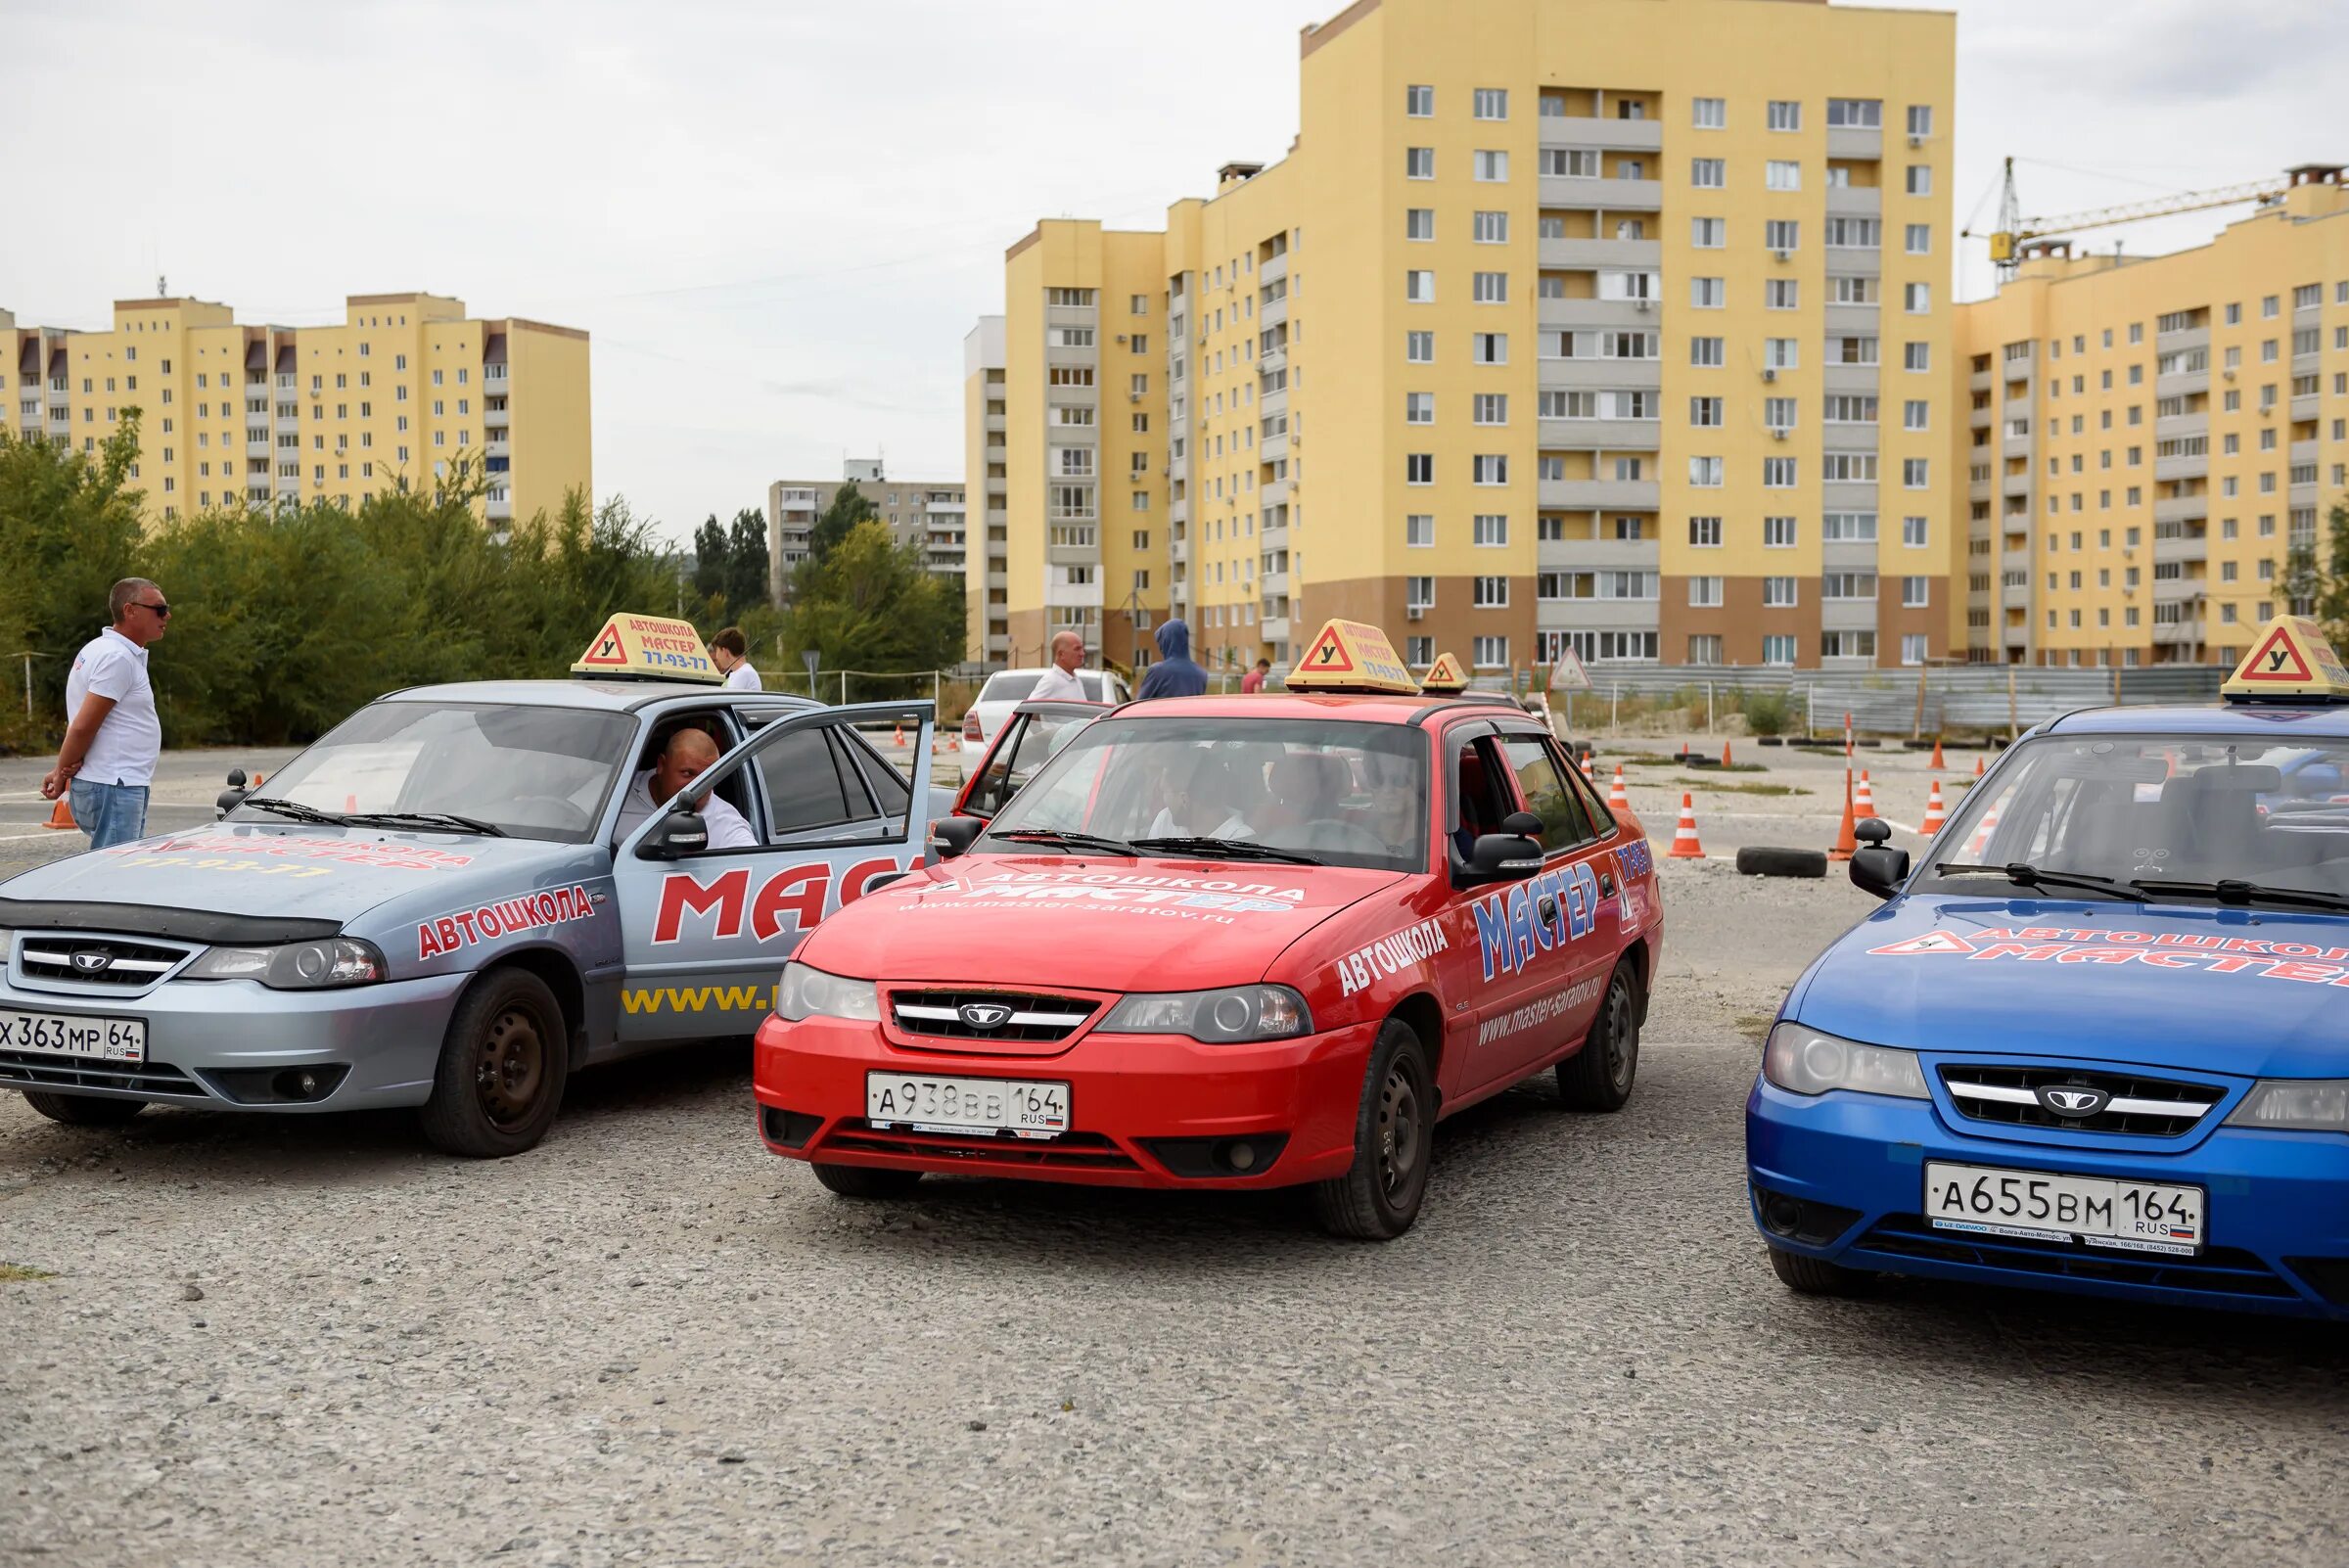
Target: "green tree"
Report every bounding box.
[2319,497,2349,640]
[0,418,148,743]
[779,521,963,684]
[691,514,728,602]
[726,506,770,611]
[808,484,878,564]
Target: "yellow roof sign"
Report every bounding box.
[571,613,723,684]
[1286,619,1421,695]
[1418,651,1470,693]
[2223,615,2349,701]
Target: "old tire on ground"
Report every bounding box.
[1768,1245,1873,1297]
[1678,754,1717,768]
[22,1090,147,1128]
[810,1163,925,1198]
[1312,1017,1435,1241]
[418,967,570,1158]
[1758,736,1786,747]
[1735,847,1828,879]
[1557,960,1641,1112]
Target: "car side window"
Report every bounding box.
[972,715,1083,816]
[837,727,912,818]
[1557,746,1618,835]
[1499,735,1598,850]
[1453,734,1515,842]
[755,727,873,838]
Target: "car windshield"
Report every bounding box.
[982,716,1429,873]
[230,702,637,843]
[979,673,1039,703]
[1926,732,2349,901]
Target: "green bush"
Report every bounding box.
[1738,689,1790,737]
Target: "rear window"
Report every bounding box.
[1079,672,1106,701]
[980,673,1040,703]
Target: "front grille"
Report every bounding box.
[1940,1064,2224,1137]
[0,1050,207,1098]
[16,936,191,991]
[888,990,1098,1044]
[822,1121,1139,1172]
[1858,1215,2293,1300]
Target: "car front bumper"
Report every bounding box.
[1746,1078,2349,1319]
[0,973,472,1113]
[754,1014,1385,1189]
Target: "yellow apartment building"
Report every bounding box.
[2,293,590,528]
[974,0,1958,676]
[1952,166,2349,667]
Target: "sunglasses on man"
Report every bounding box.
[131,600,171,618]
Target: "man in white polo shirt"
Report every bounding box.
[42,578,169,851]
[613,727,758,850]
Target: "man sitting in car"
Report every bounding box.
[615,727,757,849]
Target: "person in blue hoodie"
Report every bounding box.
[1133,618,1208,701]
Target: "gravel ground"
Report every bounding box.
[3,742,2346,1567]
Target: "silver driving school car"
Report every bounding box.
[0,614,936,1156]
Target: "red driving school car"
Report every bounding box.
[751,621,1661,1237]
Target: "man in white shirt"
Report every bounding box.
[42,578,169,851]
[1030,630,1090,702]
[710,627,761,691]
[614,728,758,850]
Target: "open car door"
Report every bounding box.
[952,701,1111,820]
[612,701,932,1041]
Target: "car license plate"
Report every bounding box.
[866,1072,1069,1138]
[1924,1161,2204,1256]
[0,1008,146,1064]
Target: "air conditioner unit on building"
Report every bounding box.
[1773,249,1791,263]
[1773,428,1788,440]
[1116,334,1128,343]
[1762,367,1777,383]
[1635,299,1652,312]
[1909,134,1925,149]
[1406,606,1425,621]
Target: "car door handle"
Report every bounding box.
[1538,895,1558,926]
[1598,873,1616,898]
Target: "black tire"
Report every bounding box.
[1735,846,1828,879]
[418,968,570,1158]
[810,1163,925,1199]
[1312,1018,1435,1240]
[1767,1244,1873,1297]
[21,1090,147,1127]
[1758,736,1786,748]
[1557,960,1640,1112]
[1679,754,1718,769]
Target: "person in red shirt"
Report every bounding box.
[1240,657,1271,694]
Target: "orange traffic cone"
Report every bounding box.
[1667,793,1705,859]
[250,772,265,789]
[1921,779,1948,835]
[1609,764,1629,813]
[345,794,358,813]
[1929,739,1945,770]
[1828,770,1858,862]
[1966,802,2002,859]
[1721,740,1733,768]
[1973,755,1985,779]
[1855,769,1876,816]
[42,795,75,831]
[893,722,905,748]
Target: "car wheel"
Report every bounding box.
[1557,960,1640,1112]
[21,1090,146,1128]
[1311,1018,1435,1241]
[1767,1244,1873,1297]
[810,1163,924,1199]
[418,968,570,1158]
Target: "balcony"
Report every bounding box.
[2153,494,2209,524]
[1537,237,1661,270]
[1824,125,1883,161]
[1259,346,1288,375]
[247,438,272,458]
[2154,530,2207,565]
[2152,454,2206,483]
[277,415,299,435]
[485,437,511,459]
[1823,185,1882,218]
[1537,537,1657,570]
[1537,478,1659,510]
[1821,364,1880,393]
[1262,430,1290,461]
[483,405,509,430]
[2152,576,2203,605]
[2003,434,2034,459]
[2153,412,2206,441]
[2159,325,2211,354]
[2150,620,2204,646]
[1821,423,1877,452]
[1970,368,1994,393]
[1262,617,1290,646]
[1540,417,1659,451]
[2154,369,2208,401]
[1823,303,1879,338]
[1537,115,1663,154]
[2001,362,2035,393]
[1969,406,1993,430]
[1539,357,1662,392]
[2293,392,2321,423]
[485,496,513,523]
[1262,570,1290,597]
[985,412,1004,434]
[2291,438,2319,466]
[1261,252,1288,285]
[2002,473,2033,497]
[1539,176,1661,212]
[1536,298,1658,331]
[1261,479,1291,507]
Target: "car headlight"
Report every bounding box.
[1097,985,1311,1043]
[184,937,387,990]
[774,960,881,1023]
[2224,1080,2349,1133]
[1762,1021,1929,1099]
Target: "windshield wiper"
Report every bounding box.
[1934,861,2135,899]
[235,796,350,825]
[344,810,508,838]
[990,829,1138,857]
[1130,836,1326,866]
[2130,878,2349,915]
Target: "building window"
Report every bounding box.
[1689,516,1723,547]
[1763,456,1797,487]
[1762,635,1796,666]
[1406,84,1434,116]
[1691,158,1725,188]
[1826,98,1880,127]
[1903,515,1928,548]
[1903,457,1930,488]
[1406,453,1434,484]
[1405,513,1434,547]
[1905,164,1932,197]
[1902,575,1929,607]
[1905,282,1931,313]
[1766,219,1799,253]
[1473,577,1508,609]
[1473,150,1508,182]
[1903,398,1929,431]
[1406,147,1435,179]
[1766,278,1798,310]
[1405,392,1434,424]
[1689,396,1723,427]
[1406,576,1435,611]
[1472,454,1509,484]
[1473,88,1507,119]
[1691,337,1726,367]
[1472,635,1507,670]
[1691,216,1725,249]
[1689,576,1724,608]
[1473,209,1508,244]
[1767,100,1801,132]
[1473,271,1508,303]
[1473,392,1508,425]
[1691,277,1725,308]
[1692,97,1725,129]
[1406,331,1434,363]
[1766,160,1801,191]
[1473,513,1508,546]
[1904,342,1931,373]
[1689,456,1724,487]
[1406,208,1435,241]
[1764,516,1797,548]
[1405,270,1435,302]
[1473,333,1508,364]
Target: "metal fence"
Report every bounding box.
[1523,664,2230,740]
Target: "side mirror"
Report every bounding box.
[1463,831,1545,886]
[635,807,710,860]
[216,768,251,820]
[226,768,248,788]
[1501,809,1545,839]
[928,814,986,860]
[1854,817,1892,847]
[1851,844,1911,900]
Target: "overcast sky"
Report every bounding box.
[3,0,2342,544]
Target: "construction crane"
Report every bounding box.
[1970,158,2299,280]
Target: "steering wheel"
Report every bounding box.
[502,796,592,834]
[1295,817,1388,857]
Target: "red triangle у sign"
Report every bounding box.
[1303,627,1356,673]
[579,620,629,666]
[2239,623,2313,683]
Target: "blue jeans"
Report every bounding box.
[69,779,150,851]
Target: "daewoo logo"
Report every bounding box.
[958,1002,1014,1031]
[2037,1084,2109,1118]
[69,949,113,975]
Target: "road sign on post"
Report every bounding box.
[1548,648,1592,692]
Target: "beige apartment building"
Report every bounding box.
[2,293,589,527]
[971,0,1958,676]
[964,318,1010,665]
[764,460,966,605]
[1953,166,2349,668]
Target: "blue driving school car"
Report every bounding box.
[1748,616,2349,1319]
